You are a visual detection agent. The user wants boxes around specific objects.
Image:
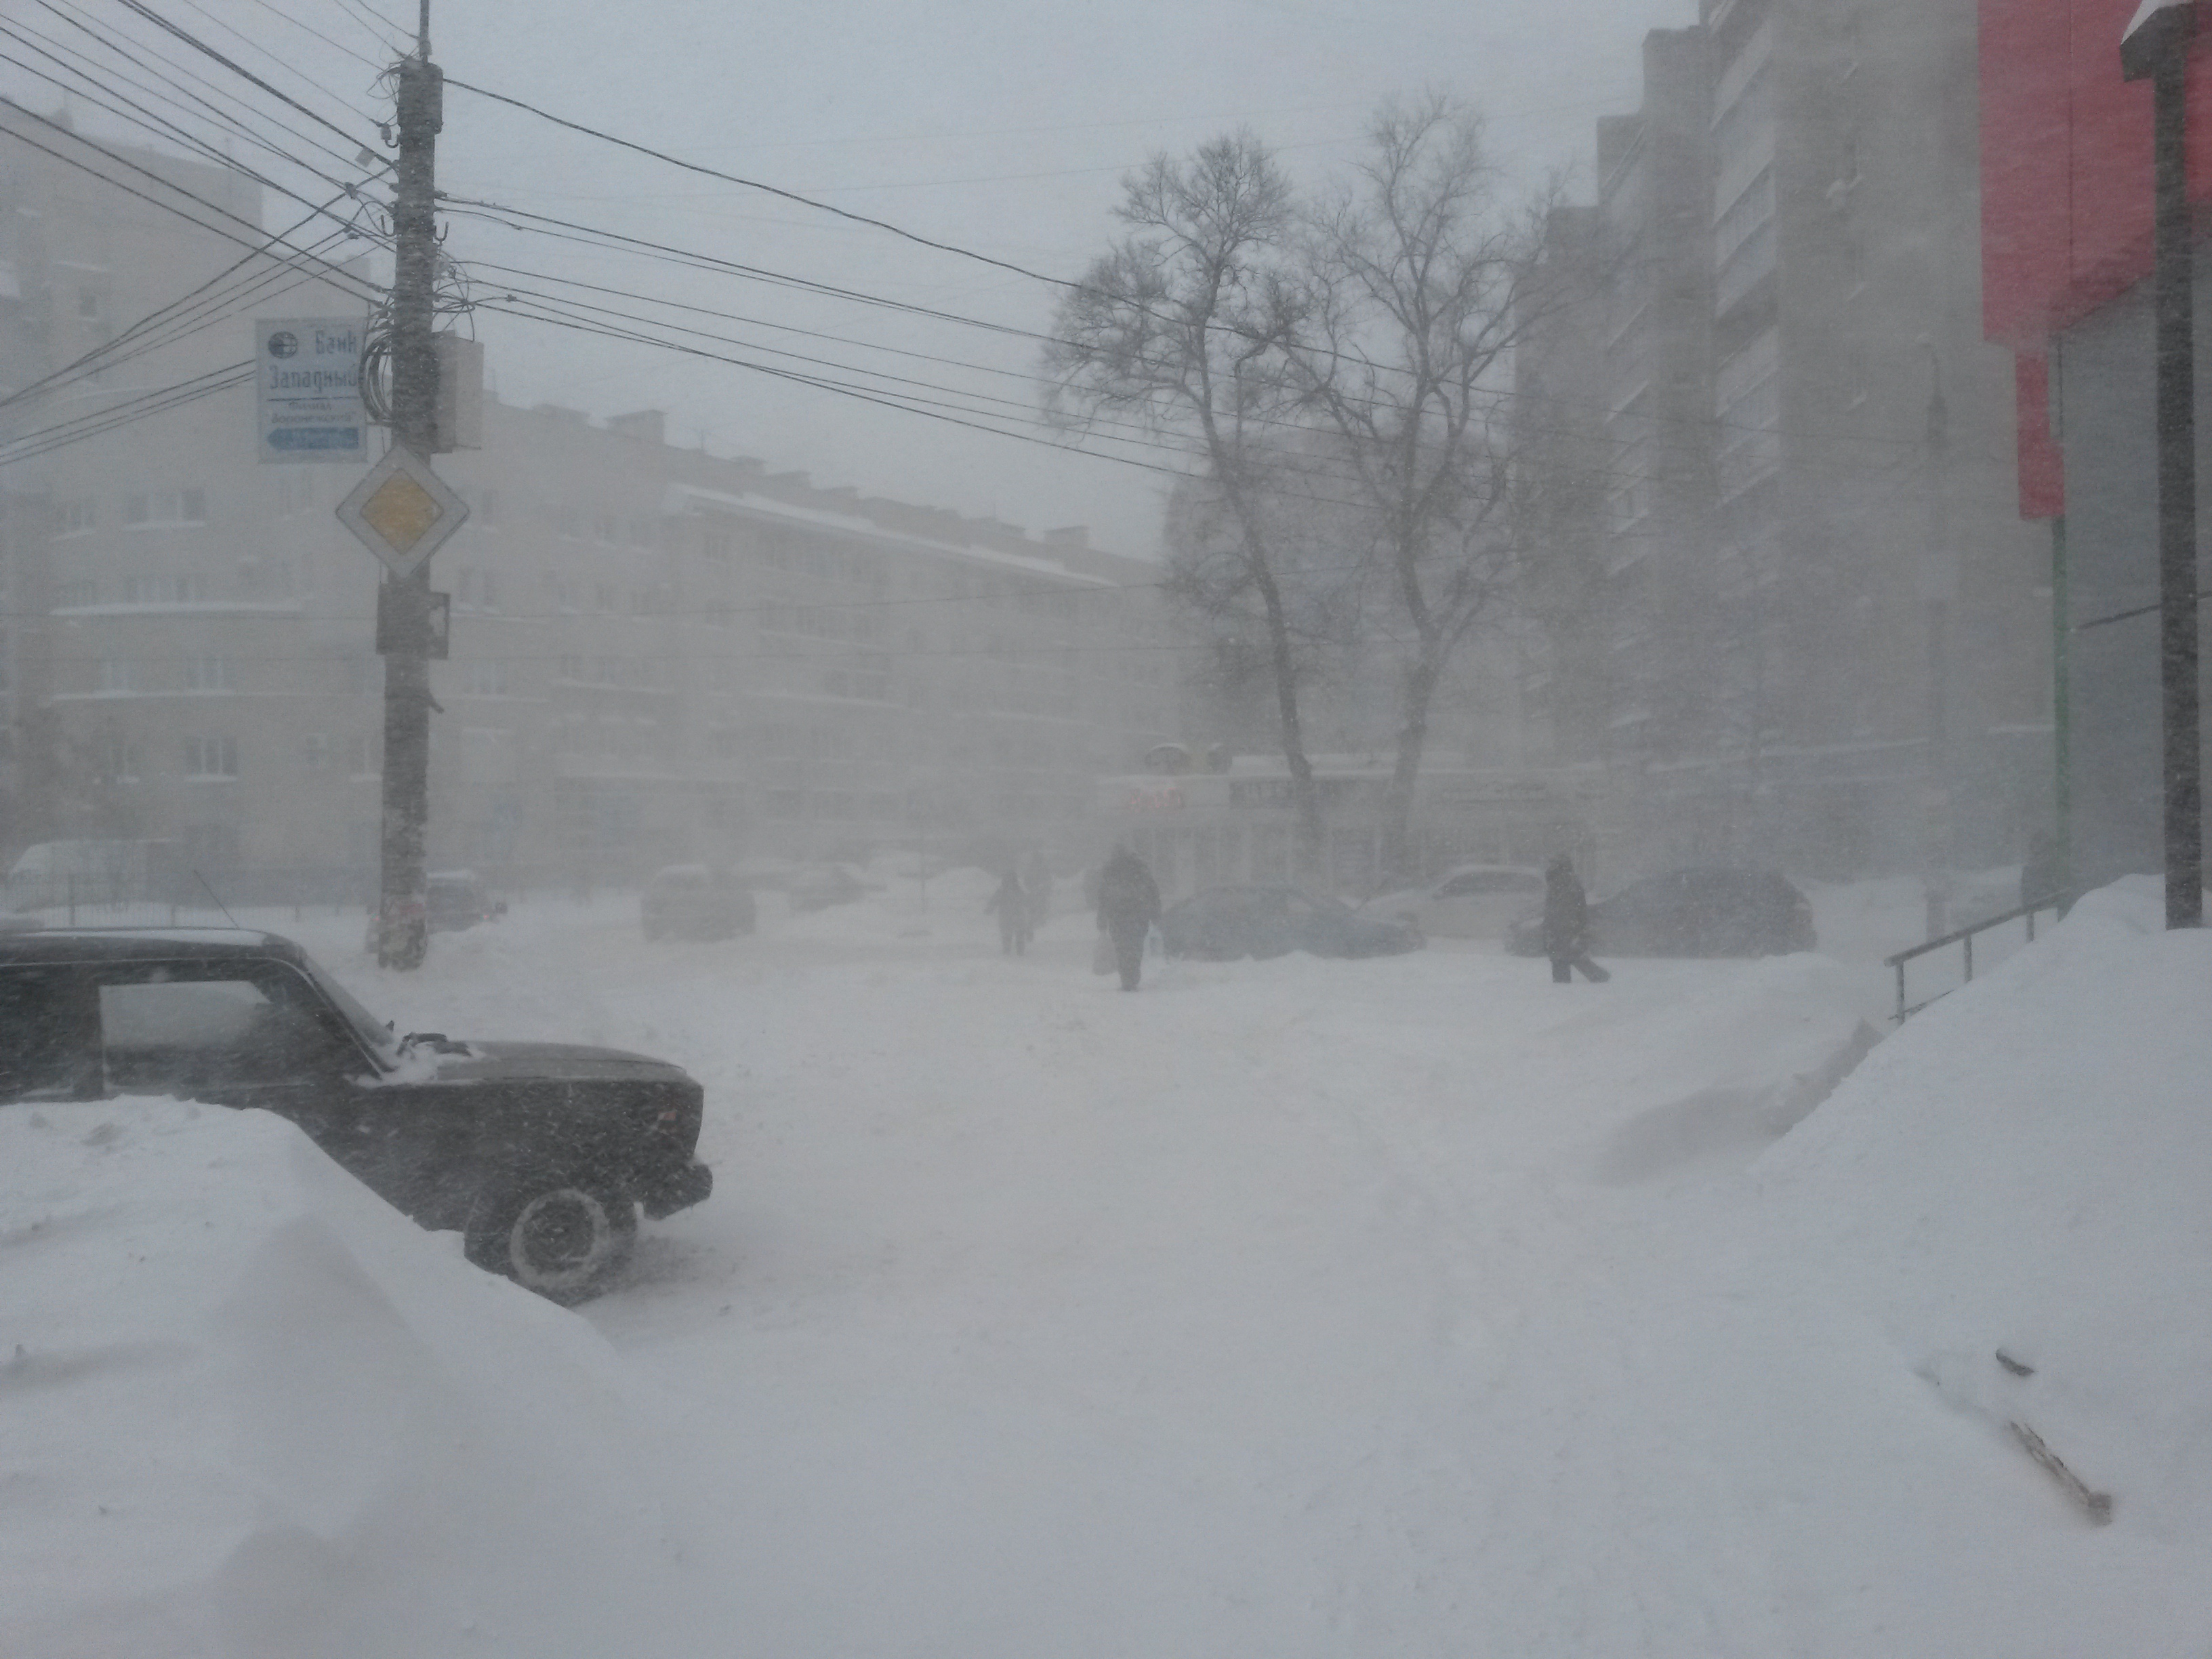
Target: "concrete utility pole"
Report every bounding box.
[375,9,443,968]
[2123,0,2205,928]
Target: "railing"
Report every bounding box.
[1885,895,2068,1022]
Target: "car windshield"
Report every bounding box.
[298,951,401,1070]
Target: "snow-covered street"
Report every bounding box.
[5,878,2207,1656]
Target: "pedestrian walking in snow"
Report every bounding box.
[1095,844,1161,991]
[1542,854,1610,984]
[986,867,1032,955]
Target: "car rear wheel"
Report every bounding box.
[466,1176,638,1304]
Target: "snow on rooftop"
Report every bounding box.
[661,482,1112,586]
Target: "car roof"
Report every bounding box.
[0,926,307,966]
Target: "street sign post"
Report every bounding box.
[335,441,470,578]
[255,317,367,464]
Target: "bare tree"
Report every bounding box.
[1042,134,1332,864]
[1290,97,1555,883]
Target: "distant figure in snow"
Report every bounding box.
[1021,848,1053,936]
[1542,854,1610,984]
[986,867,1033,955]
[1094,844,1161,991]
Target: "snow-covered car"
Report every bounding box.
[642,864,756,941]
[1507,867,1816,958]
[0,927,712,1303]
[1358,863,1547,940]
[1161,885,1424,960]
[787,863,877,912]
[426,869,502,932]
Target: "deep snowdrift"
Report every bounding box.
[0,1101,735,1659]
[5,876,2204,1656]
[1734,878,2212,1647]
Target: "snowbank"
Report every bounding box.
[1730,878,2212,1647]
[0,1101,735,1659]
[1762,880,2212,1520]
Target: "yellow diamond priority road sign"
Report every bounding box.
[336,443,469,577]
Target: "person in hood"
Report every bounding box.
[1542,854,1610,984]
[1094,844,1161,991]
[986,867,1032,955]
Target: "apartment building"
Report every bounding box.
[1,111,1175,890]
[1522,2,2055,884]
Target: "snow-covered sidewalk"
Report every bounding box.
[4,878,2205,1656]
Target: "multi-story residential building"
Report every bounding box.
[1,109,1175,893]
[1523,2,2055,889]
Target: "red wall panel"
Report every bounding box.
[1982,0,2212,346]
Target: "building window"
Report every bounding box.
[98,659,138,694]
[182,657,234,692]
[304,733,331,771]
[277,471,314,515]
[182,735,238,778]
[463,658,511,696]
[95,733,144,781]
[54,497,95,535]
[237,557,293,598]
[122,573,209,605]
[1714,168,1776,314]
[54,578,98,609]
[122,489,206,527]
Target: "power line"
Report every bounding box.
[32,0,371,178]
[0,197,356,411]
[0,29,383,243]
[441,196,1042,340]
[104,0,377,151]
[0,362,255,464]
[445,77,1083,296]
[0,98,386,304]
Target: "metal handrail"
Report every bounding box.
[1884,893,2069,1021]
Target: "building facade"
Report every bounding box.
[1523,1,2056,890]
[1980,0,2212,894]
[1,113,1176,894]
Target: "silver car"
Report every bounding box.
[1357,863,1547,940]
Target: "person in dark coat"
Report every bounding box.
[1542,854,1610,983]
[985,867,1031,954]
[1094,844,1161,991]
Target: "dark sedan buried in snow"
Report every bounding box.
[1161,884,1425,961]
[0,927,712,1303]
[1507,866,1816,959]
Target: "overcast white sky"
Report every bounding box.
[12,0,1695,558]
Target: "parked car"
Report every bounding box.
[5,838,190,912]
[1507,866,1816,958]
[1358,863,1547,940]
[426,869,502,932]
[642,864,756,941]
[787,863,876,912]
[1160,884,1425,961]
[0,928,712,1303]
